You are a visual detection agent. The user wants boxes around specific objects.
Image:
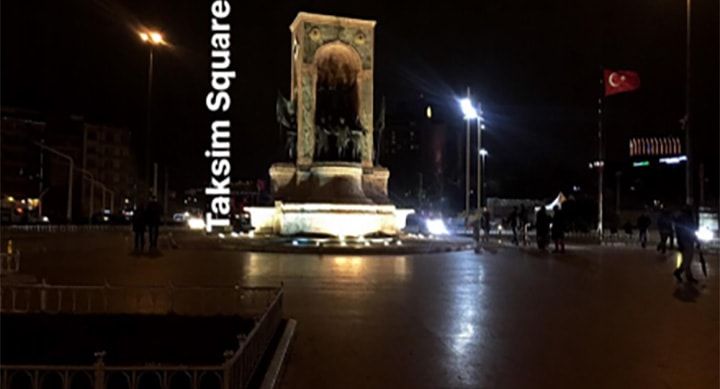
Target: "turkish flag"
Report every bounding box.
[604,69,640,96]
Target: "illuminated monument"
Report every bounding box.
[248,12,412,236]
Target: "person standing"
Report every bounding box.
[145,195,163,251]
[131,203,146,254]
[535,207,550,250]
[551,205,565,253]
[673,207,698,284]
[637,212,651,248]
[656,209,673,254]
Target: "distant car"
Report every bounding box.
[403,213,433,235]
[91,212,126,225]
[173,212,191,223]
[232,211,253,233]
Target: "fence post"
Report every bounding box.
[94,351,106,389]
[40,278,47,312]
[222,351,234,389]
[168,282,175,313]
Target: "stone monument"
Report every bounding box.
[248,12,412,236]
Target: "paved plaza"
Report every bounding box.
[4,231,719,388]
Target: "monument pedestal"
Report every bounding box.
[250,162,409,236]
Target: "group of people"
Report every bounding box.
[131,195,163,254]
[472,204,567,253]
[534,206,566,253]
[471,203,704,284]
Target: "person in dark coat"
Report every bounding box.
[145,195,163,251]
[481,207,491,242]
[131,203,146,253]
[535,207,550,250]
[673,207,698,283]
[472,212,482,252]
[551,205,565,253]
[509,207,519,245]
[656,209,673,254]
[637,213,651,248]
[519,204,529,246]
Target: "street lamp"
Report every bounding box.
[475,105,485,210]
[459,92,478,223]
[479,148,488,208]
[684,0,692,207]
[138,29,166,197]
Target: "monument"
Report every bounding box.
[247,12,412,236]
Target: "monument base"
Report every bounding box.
[269,162,391,205]
[247,202,414,237]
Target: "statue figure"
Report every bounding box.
[275,92,297,160]
[373,96,386,165]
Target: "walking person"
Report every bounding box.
[637,212,651,248]
[551,205,565,253]
[481,207,491,242]
[519,204,529,246]
[132,202,146,254]
[535,207,550,250]
[509,206,519,245]
[472,212,482,253]
[656,209,673,253]
[145,195,163,251]
[673,207,698,284]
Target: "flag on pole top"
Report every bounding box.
[604,69,640,96]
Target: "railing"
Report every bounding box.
[1,225,190,233]
[0,251,20,274]
[0,281,284,389]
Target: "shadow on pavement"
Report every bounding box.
[673,283,701,303]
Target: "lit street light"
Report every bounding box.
[459,91,478,223]
[475,105,485,210]
[138,29,166,197]
[459,92,485,220]
[479,148,488,207]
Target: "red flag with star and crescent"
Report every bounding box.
[604,69,640,96]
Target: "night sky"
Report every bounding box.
[2,0,718,201]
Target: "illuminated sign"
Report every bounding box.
[629,137,682,156]
[659,155,687,165]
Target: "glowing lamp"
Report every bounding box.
[459,98,478,120]
[187,217,205,230]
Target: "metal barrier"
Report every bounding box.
[0,252,20,274]
[1,225,190,233]
[0,281,284,389]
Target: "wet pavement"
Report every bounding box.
[4,231,719,388]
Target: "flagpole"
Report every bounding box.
[597,75,604,241]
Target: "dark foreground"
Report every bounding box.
[2,314,253,365]
[3,231,719,388]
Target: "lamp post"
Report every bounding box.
[34,142,73,223]
[479,148,489,207]
[476,105,485,210]
[139,30,166,197]
[684,0,693,207]
[459,91,479,222]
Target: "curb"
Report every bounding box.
[217,241,475,255]
[260,318,297,389]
